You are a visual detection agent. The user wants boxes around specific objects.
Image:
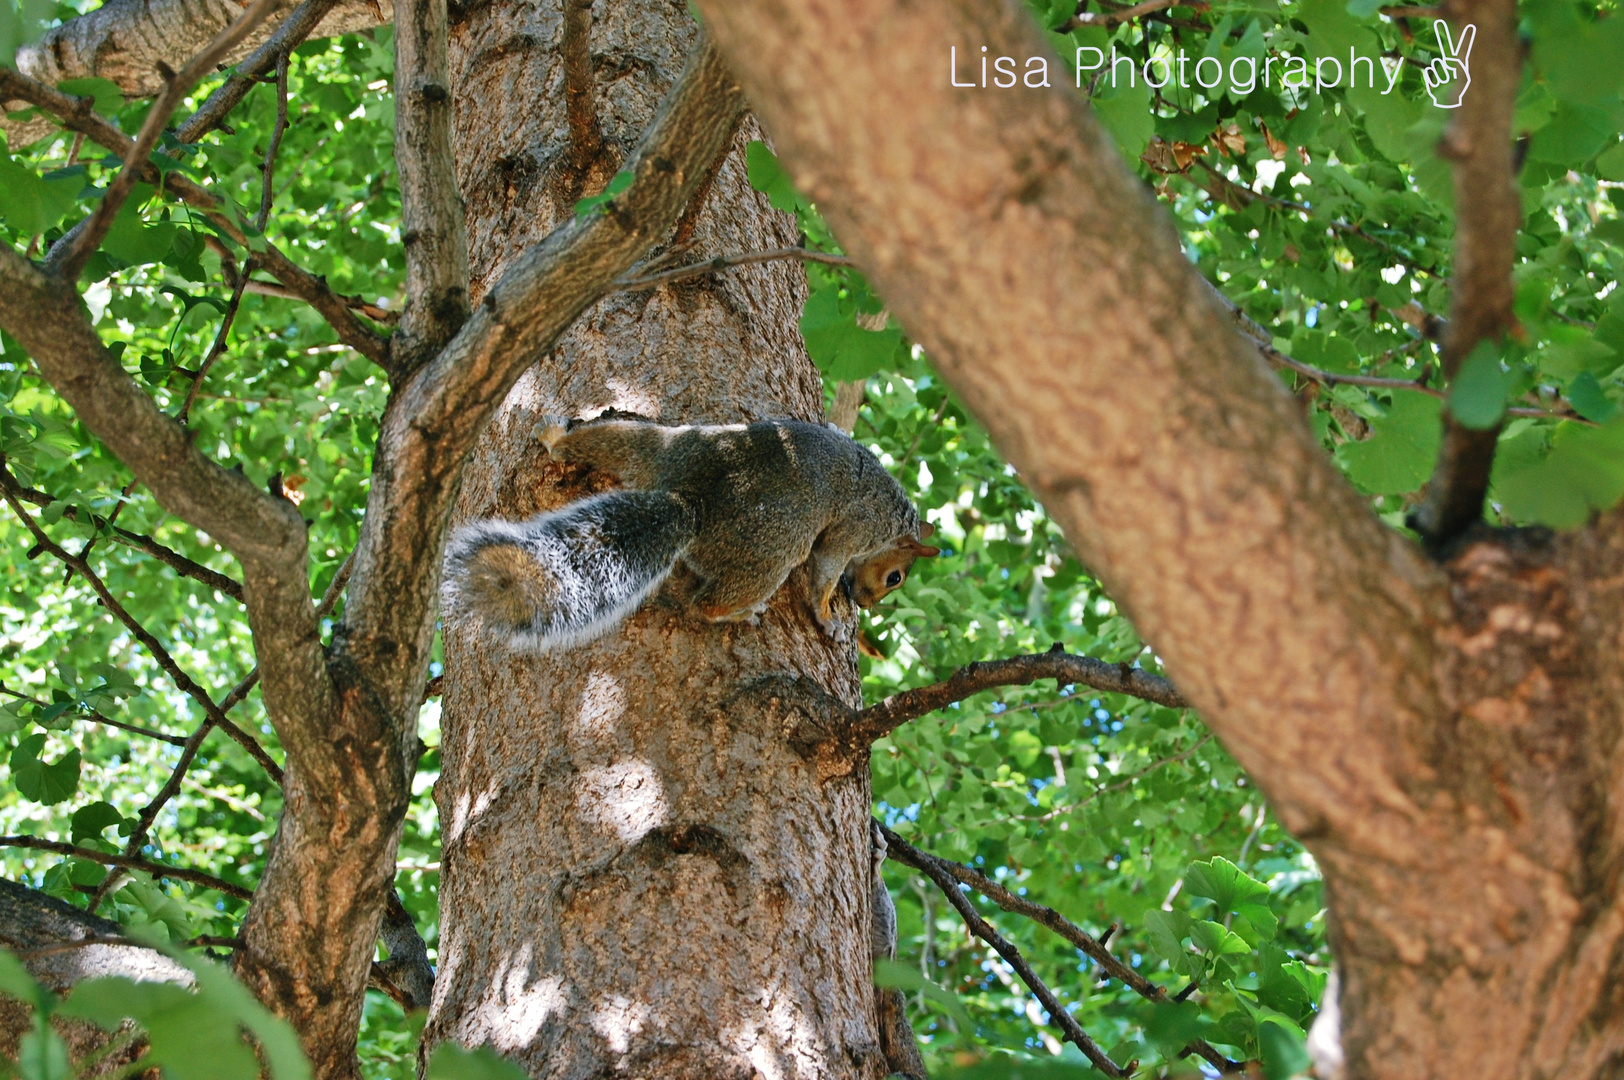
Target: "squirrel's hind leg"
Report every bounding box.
[688,567,784,626]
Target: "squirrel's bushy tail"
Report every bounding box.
[443,491,697,652]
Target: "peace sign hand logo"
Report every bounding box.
[1423,20,1475,108]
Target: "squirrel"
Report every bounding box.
[443,416,939,652]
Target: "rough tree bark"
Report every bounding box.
[421,5,889,1076]
[694,0,1624,1077]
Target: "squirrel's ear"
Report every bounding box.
[918,521,935,539]
[904,538,940,557]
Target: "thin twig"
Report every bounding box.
[615,246,856,291]
[177,274,250,425]
[880,825,1132,1076]
[0,684,188,746]
[0,67,392,367]
[255,54,292,233]
[1040,733,1215,820]
[851,646,1187,745]
[882,826,1243,1074]
[0,473,283,781]
[0,835,253,900]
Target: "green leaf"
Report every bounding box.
[0,948,46,1010]
[873,958,977,1030]
[1092,80,1155,159]
[1336,390,1442,494]
[426,1043,532,1080]
[799,283,904,381]
[71,800,128,842]
[17,1026,71,1080]
[1495,418,1624,527]
[573,170,635,219]
[1258,1018,1313,1080]
[1598,141,1624,182]
[9,733,82,804]
[0,139,85,236]
[745,140,806,214]
[101,191,180,268]
[1184,856,1269,912]
[1567,371,1618,423]
[55,77,124,115]
[1449,340,1509,430]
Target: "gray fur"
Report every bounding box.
[443,491,697,653]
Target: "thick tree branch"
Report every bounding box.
[881,826,1242,1073]
[177,0,342,144]
[697,0,1449,859]
[44,0,286,283]
[853,647,1186,745]
[561,0,603,172]
[1410,0,1521,546]
[0,254,332,785]
[879,825,1130,1076]
[391,0,470,371]
[3,0,390,143]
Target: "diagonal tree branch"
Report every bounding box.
[853,647,1187,745]
[0,68,393,369]
[177,0,342,144]
[391,0,470,372]
[881,825,1243,1073]
[1409,0,1522,546]
[43,0,286,283]
[879,824,1131,1076]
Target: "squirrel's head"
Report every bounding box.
[849,523,939,608]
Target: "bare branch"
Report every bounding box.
[562,0,603,172]
[177,0,342,144]
[1411,0,1522,546]
[615,246,855,291]
[879,825,1131,1076]
[1206,278,1585,422]
[0,836,254,900]
[392,0,470,370]
[852,647,1187,745]
[44,0,286,283]
[255,55,292,233]
[881,825,1242,1073]
[374,889,435,1010]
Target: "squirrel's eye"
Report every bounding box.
[886,570,903,587]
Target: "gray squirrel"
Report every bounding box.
[443,416,938,652]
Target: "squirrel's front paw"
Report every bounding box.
[814,609,852,643]
[536,415,572,457]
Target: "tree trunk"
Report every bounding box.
[423,4,887,1076]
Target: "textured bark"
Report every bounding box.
[422,4,887,1077]
[694,1,1624,1077]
